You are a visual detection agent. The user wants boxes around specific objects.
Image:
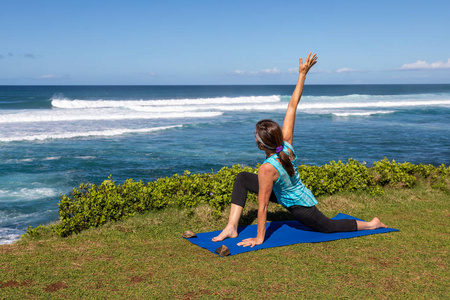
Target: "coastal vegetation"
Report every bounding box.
[27,158,449,238]
[0,159,448,298]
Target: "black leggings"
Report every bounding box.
[231,172,357,233]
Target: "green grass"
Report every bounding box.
[1,181,448,299]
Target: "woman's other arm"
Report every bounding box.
[282,53,318,145]
[237,164,277,247]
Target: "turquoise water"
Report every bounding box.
[1,84,449,244]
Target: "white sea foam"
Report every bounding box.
[0,228,22,245]
[2,95,449,125]
[2,95,449,144]
[332,111,395,117]
[19,158,34,162]
[43,156,60,161]
[0,109,222,124]
[0,125,183,142]
[0,208,56,244]
[51,95,282,108]
[51,95,450,112]
[302,93,450,103]
[4,158,34,163]
[0,187,59,201]
[128,103,287,112]
[299,100,450,110]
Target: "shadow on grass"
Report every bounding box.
[238,208,296,228]
[237,208,313,238]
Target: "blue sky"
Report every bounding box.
[1,0,449,85]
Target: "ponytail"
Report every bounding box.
[255,119,295,177]
[278,150,295,177]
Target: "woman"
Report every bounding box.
[212,53,386,247]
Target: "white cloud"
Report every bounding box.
[228,66,325,76]
[233,66,362,76]
[399,58,450,70]
[229,70,245,75]
[252,67,281,75]
[228,67,281,76]
[38,74,68,79]
[39,74,58,79]
[336,68,360,73]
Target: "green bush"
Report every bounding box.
[40,159,448,237]
[372,158,418,188]
[298,159,374,196]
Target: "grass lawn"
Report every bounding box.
[1,181,448,299]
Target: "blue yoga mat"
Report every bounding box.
[184,213,399,256]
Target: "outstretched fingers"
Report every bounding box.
[311,53,318,65]
[307,53,318,68]
[299,52,318,74]
[306,51,312,61]
[237,237,261,248]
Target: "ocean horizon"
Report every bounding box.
[1,84,449,244]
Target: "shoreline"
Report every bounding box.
[2,159,447,245]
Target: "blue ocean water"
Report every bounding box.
[1,84,449,244]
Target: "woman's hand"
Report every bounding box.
[237,237,264,248]
[282,52,317,145]
[299,52,318,76]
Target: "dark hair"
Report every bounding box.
[255,119,295,177]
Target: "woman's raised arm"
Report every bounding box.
[282,53,317,145]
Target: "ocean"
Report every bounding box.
[1,84,449,244]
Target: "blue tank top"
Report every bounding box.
[263,142,318,208]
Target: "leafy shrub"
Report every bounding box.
[46,159,448,237]
[25,225,48,237]
[372,158,417,188]
[430,164,450,192]
[53,179,140,237]
[51,165,257,237]
[299,159,373,196]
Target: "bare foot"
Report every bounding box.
[356,217,388,230]
[211,226,238,242]
[370,217,387,229]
